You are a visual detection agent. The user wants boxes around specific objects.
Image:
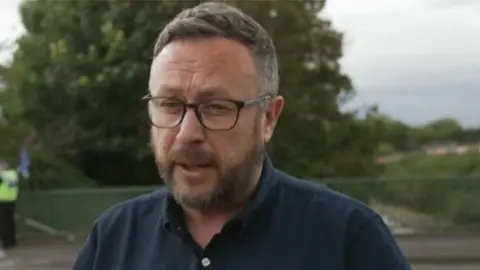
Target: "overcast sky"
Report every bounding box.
[323,0,480,127]
[0,0,23,62]
[0,0,479,126]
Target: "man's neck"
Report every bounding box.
[182,195,248,248]
[183,204,244,230]
[182,186,254,229]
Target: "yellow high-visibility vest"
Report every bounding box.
[0,169,19,202]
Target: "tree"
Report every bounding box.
[423,118,463,142]
[235,1,381,177]
[2,0,381,186]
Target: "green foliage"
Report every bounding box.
[444,191,480,225]
[374,113,480,153]
[381,178,480,228]
[0,123,30,166]
[374,153,480,228]
[0,123,96,189]
[383,152,480,177]
[27,150,98,189]
[376,143,396,155]
[324,177,480,230]
[1,0,381,186]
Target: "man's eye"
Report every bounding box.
[206,103,230,110]
[161,101,182,108]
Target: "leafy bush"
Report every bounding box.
[384,152,480,177]
[0,124,96,189]
[27,150,97,189]
[443,190,480,225]
[322,176,480,230]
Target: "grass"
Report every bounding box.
[382,152,480,177]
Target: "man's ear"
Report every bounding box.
[263,96,284,143]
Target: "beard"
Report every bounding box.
[153,122,265,211]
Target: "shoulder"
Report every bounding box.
[274,171,409,267]
[274,170,380,232]
[93,187,168,234]
[73,188,170,269]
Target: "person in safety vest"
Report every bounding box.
[0,159,19,249]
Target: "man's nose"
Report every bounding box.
[176,109,205,142]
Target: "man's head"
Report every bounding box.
[148,2,284,210]
[0,159,8,171]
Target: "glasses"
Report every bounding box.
[142,94,270,131]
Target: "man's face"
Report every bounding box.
[148,37,283,210]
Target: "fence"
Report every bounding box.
[324,176,480,233]
[15,176,480,239]
[16,186,157,238]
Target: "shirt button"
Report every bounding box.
[201,257,211,267]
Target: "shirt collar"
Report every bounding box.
[161,154,277,231]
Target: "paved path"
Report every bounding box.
[397,234,480,262]
[1,235,479,269]
[0,244,77,269]
[414,264,480,270]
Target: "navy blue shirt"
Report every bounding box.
[73,157,411,270]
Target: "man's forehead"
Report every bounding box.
[152,38,256,69]
[149,39,259,88]
[150,84,233,99]
[149,58,259,98]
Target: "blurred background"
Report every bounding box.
[0,0,478,269]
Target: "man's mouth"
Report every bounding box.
[177,162,212,170]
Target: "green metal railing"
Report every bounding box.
[15,177,480,238]
[16,186,157,236]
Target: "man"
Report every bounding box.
[73,2,411,270]
[0,159,19,250]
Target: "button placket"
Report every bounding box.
[200,257,211,267]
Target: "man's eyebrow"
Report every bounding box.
[196,87,230,99]
[149,85,182,96]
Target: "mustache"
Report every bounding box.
[167,146,217,167]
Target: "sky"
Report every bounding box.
[0,1,23,62]
[0,0,479,126]
[322,0,480,127]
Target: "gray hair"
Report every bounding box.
[153,2,279,96]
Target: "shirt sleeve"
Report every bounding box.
[344,215,412,270]
[72,222,99,270]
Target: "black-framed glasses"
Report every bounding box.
[142,94,271,131]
